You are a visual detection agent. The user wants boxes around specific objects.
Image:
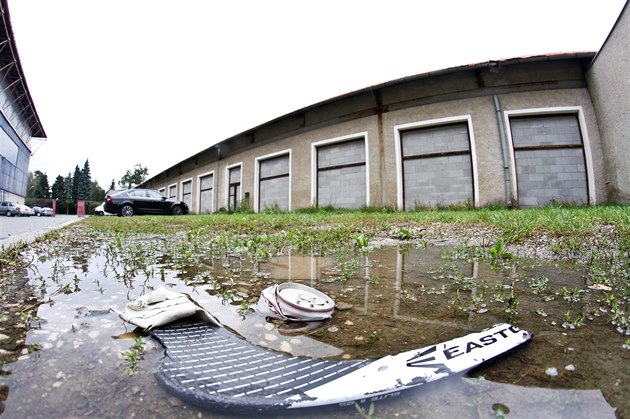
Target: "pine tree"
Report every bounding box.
[51,175,65,199]
[79,159,92,200]
[71,166,81,201]
[64,172,72,201]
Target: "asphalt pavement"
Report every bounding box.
[0,214,83,248]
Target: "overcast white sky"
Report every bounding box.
[8,0,626,188]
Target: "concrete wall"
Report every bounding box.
[587,3,630,203]
[142,55,619,212]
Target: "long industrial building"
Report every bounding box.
[142,3,629,213]
[0,0,46,204]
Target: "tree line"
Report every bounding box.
[26,161,149,214]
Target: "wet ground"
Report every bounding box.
[0,227,627,418]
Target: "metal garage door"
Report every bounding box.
[182,180,192,209]
[510,115,588,207]
[259,154,290,211]
[401,123,473,210]
[199,173,213,213]
[317,138,366,209]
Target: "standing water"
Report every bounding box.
[0,230,625,418]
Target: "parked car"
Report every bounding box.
[0,201,21,216]
[94,203,114,216]
[33,206,54,216]
[17,204,33,216]
[104,189,189,216]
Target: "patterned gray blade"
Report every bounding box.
[151,321,372,413]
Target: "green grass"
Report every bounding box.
[81,205,629,243]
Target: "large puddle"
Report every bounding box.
[0,230,626,418]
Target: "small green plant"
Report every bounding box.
[238,301,251,318]
[560,287,583,304]
[354,402,376,419]
[351,233,370,250]
[529,276,550,294]
[369,275,381,285]
[122,336,145,374]
[338,255,361,281]
[367,331,379,344]
[488,239,513,261]
[492,402,510,419]
[562,310,583,329]
[505,284,519,323]
[536,308,548,317]
[395,228,411,240]
[218,287,236,304]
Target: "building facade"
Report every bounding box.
[586,1,630,204]
[0,0,46,203]
[142,4,629,212]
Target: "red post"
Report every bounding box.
[77,200,85,217]
[52,199,57,217]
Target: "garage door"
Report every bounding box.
[182,180,192,209]
[199,173,213,213]
[510,115,588,207]
[401,122,473,210]
[259,154,290,211]
[316,138,366,209]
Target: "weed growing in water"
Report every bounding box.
[238,301,251,318]
[354,402,376,419]
[122,337,145,374]
[396,228,411,240]
[560,287,584,305]
[529,276,550,294]
[562,310,584,329]
[488,239,513,261]
[351,233,371,251]
[505,283,519,323]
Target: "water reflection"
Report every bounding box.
[0,236,623,418]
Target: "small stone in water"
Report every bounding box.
[336,302,353,311]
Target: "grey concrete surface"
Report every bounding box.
[0,214,83,248]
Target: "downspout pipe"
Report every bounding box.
[493,95,513,207]
[215,145,221,213]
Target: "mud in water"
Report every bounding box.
[0,232,627,418]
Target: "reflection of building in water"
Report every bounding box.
[265,251,330,287]
[393,248,479,331]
